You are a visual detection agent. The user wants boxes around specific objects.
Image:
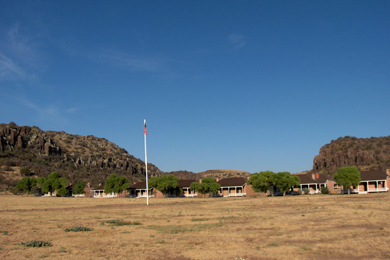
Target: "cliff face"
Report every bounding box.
[313,136,390,174]
[0,122,162,186]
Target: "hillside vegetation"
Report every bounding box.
[0,122,162,189]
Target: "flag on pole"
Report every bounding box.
[144,121,147,135]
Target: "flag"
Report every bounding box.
[144,121,147,135]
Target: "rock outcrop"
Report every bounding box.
[313,136,390,174]
[0,122,163,185]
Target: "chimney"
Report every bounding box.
[134,182,137,185]
[216,178,219,182]
[316,173,320,179]
[247,176,250,180]
[199,179,202,183]
[312,173,315,180]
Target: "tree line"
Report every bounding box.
[15,166,362,197]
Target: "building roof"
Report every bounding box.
[360,170,388,181]
[295,173,332,184]
[91,184,104,190]
[217,177,246,187]
[296,174,317,184]
[129,181,150,189]
[177,180,196,188]
[316,174,333,184]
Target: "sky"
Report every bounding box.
[1,1,389,174]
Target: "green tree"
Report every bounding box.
[247,171,276,195]
[190,177,221,197]
[333,166,361,194]
[148,174,181,195]
[37,171,68,196]
[16,177,37,195]
[104,174,130,196]
[275,172,300,196]
[73,180,86,195]
[189,182,202,196]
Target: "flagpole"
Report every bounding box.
[144,119,148,206]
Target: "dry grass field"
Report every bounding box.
[1,193,390,260]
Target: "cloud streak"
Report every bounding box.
[228,33,246,49]
[0,24,43,82]
[15,96,73,127]
[0,53,26,80]
[96,50,168,73]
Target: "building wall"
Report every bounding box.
[154,189,164,198]
[118,191,127,198]
[326,180,336,194]
[244,184,256,197]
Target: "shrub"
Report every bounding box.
[101,220,142,226]
[321,186,329,194]
[64,226,93,232]
[303,188,310,195]
[298,189,302,195]
[20,240,51,247]
[20,167,31,176]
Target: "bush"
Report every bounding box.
[101,220,142,226]
[64,226,93,232]
[321,187,329,194]
[20,167,31,176]
[298,189,302,195]
[20,240,51,247]
[303,188,310,195]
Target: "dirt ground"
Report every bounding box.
[0,192,389,260]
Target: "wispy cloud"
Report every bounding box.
[228,33,246,49]
[0,53,26,80]
[0,23,44,82]
[15,96,72,127]
[96,49,167,72]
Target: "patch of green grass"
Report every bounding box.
[218,216,236,221]
[58,247,67,253]
[101,220,142,226]
[191,218,210,222]
[147,222,223,234]
[65,226,93,232]
[1,231,8,235]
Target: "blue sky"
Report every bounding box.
[1,1,389,174]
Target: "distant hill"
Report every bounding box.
[0,122,162,189]
[313,136,390,174]
[165,169,250,180]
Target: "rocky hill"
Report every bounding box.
[313,136,390,174]
[0,122,162,189]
